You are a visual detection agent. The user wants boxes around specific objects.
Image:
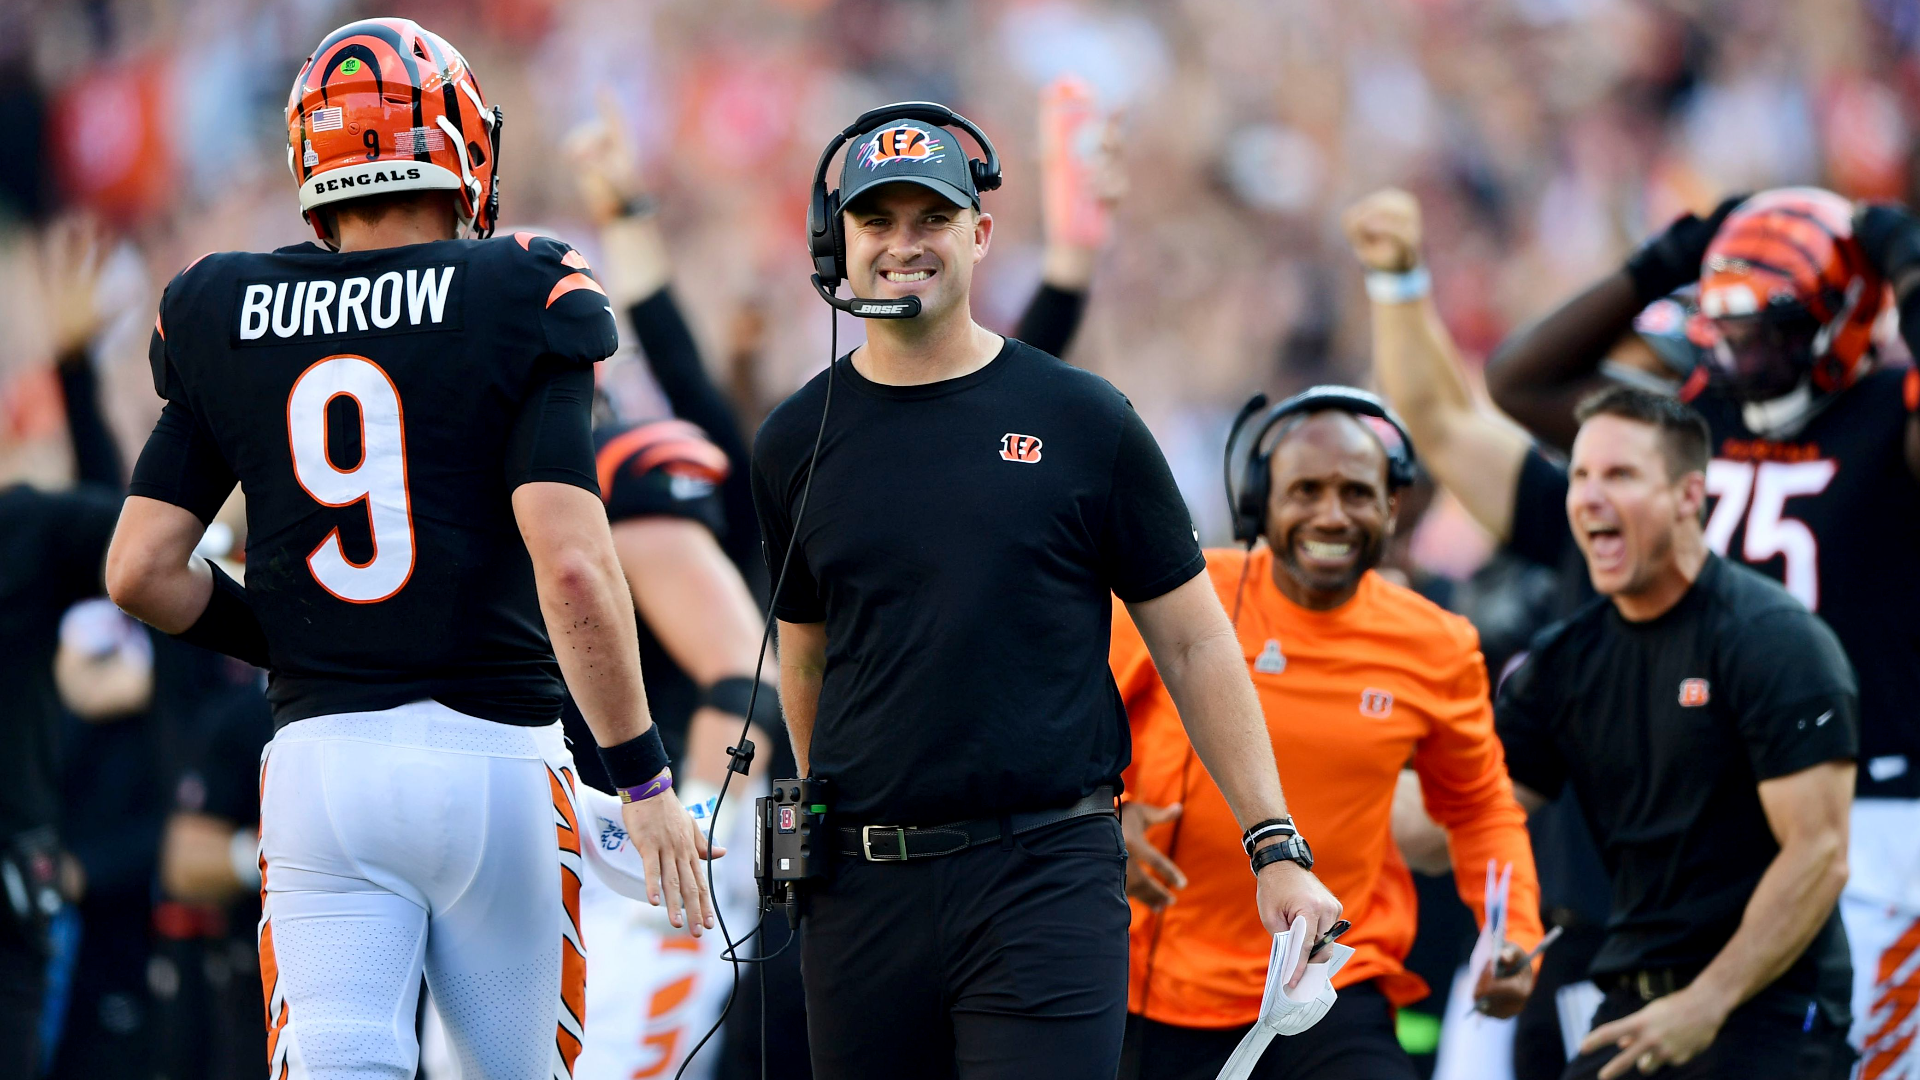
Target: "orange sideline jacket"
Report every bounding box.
[1112,549,1543,1028]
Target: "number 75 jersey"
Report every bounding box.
[1687,365,1920,798]
[133,234,617,728]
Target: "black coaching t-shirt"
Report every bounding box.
[1497,555,1857,1019]
[750,338,1205,823]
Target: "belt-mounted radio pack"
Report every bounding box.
[755,777,832,928]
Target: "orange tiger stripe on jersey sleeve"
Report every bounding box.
[546,272,607,309]
[594,420,732,499]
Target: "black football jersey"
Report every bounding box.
[130,233,618,727]
[564,418,731,791]
[1687,366,1920,796]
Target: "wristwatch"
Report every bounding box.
[1249,833,1314,875]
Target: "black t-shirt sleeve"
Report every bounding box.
[750,424,825,623]
[1507,445,1576,569]
[129,399,238,524]
[504,363,598,492]
[1495,644,1570,799]
[1721,609,1860,780]
[1101,405,1205,603]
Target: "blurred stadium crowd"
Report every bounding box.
[2,0,1917,1077]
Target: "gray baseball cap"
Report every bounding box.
[839,118,979,212]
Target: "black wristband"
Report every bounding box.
[701,676,782,727]
[174,561,270,668]
[1241,816,1297,857]
[596,725,670,789]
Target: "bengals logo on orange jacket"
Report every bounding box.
[859,125,945,169]
[1000,433,1043,463]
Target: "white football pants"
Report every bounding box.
[257,701,589,1079]
[1845,798,1920,1079]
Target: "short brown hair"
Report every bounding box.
[1573,384,1711,480]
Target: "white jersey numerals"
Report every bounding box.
[1704,458,1836,611]
[286,355,414,603]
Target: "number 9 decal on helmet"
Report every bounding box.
[285,18,503,248]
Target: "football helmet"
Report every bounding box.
[286,19,502,246]
[1689,188,1886,402]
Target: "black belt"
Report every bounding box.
[1603,965,1704,1002]
[835,787,1116,863]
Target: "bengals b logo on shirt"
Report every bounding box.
[1678,678,1711,707]
[1000,433,1043,463]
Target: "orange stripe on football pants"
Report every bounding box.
[1865,917,1920,1079]
[551,766,587,1077]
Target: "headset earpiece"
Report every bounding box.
[809,184,842,285]
[971,159,1002,194]
[1233,458,1271,546]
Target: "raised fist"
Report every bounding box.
[1341,189,1422,274]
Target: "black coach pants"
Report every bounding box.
[1560,987,1854,1079]
[801,813,1131,1080]
[1119,980,1419,1080]
[0,921,45,1078]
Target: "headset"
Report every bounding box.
[805,101,1002,319]
[679,100,998,1080]
[1226,385,1419,546]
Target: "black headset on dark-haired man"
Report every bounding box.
[1225,385,1421,546]
[805,102,1002,319]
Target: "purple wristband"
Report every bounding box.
[618,769,673,804]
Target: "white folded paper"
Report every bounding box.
[1214,916,1357,1080]
[572,783,720,902]
[1465,859,1511,1000]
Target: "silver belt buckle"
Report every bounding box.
[862,825,909,862]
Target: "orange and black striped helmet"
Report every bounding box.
[285,19,502,246]
[1690,188,1886,397]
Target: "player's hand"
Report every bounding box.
[1341,190,1422,273]
[44,215,108,360]
[1580,985,1729,1079]
[563,91,645,228]
[1472,941,1536,1020]
[1120,801,1187,911]
[619,785,717,937]
[1038,78,1126,289]
[1254,858,1342,988]
[1623,193,1747,303]
[1854,202,1920,286]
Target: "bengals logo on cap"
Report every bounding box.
[1000,433,1043,463]
[860,125,945,169]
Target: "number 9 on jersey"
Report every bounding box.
[287,355,415,603]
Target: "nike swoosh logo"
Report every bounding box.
[1815,710,1834,727]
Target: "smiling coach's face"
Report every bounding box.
[843,184,992,324]
[1264,412,1397,610]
